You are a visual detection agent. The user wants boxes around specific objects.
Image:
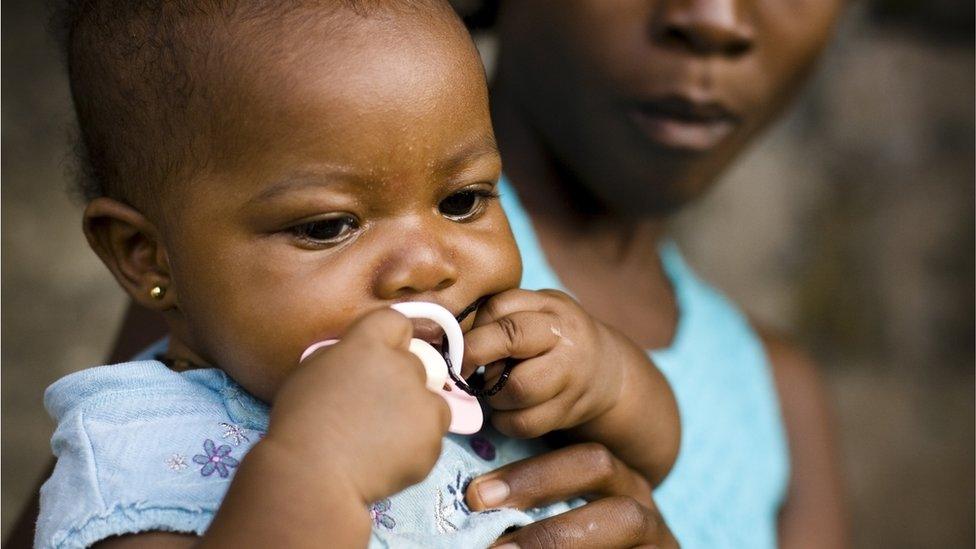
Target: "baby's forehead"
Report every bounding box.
[64,0,472,207]
[199,5,492,183]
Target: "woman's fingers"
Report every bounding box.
[466,443,652,511]
[491,496,678,549]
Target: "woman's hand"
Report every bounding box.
[463,289,680,485]
[465,443,679,548]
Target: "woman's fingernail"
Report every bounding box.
[476,478,510,507]
[493,543,519,549]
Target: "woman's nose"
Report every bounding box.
[373,238,459,300]
[653,0,755,57]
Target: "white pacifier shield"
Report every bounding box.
[389,302,464,378]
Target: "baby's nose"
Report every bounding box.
[374,242,459,299]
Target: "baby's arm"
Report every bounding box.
[93,310,450,548]
[94,454,367,548]
[462,289,680,486]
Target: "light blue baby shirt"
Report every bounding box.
[36,357,575,548]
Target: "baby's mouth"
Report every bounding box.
[404,295,487,346]
[410,318,447,352]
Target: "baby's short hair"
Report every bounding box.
[56,0,456,211]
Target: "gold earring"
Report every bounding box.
[150,285,166,300]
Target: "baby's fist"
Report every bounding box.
[462,289,630,438]
[268,308,451,503]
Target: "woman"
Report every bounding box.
[469,1,848,547]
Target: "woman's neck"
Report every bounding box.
[491,83,678,348]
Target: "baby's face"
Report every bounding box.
[159,14,520,401]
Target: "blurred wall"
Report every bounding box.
[3,1,973,547]
[2,0,130,538]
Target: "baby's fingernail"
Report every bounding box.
[476,479,510,507]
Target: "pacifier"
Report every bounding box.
[299,302,483,435]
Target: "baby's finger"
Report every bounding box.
[470,289,555,329]
[466,442,652,511]
[490,401,566,439]
[483,358,567,411]
[489,496,677,549]
[342,308,413,351]
[425,388,453,434]
[461,311,561,376]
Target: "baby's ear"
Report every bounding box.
[83,197,175,311]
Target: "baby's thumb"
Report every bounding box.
[343,308,414,350]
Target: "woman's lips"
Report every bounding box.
[627,96,740,152]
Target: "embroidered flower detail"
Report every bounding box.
[165,453,188,472]
[219,422,250,445]
[193,439,240,478]
[369,499,396,530]
[433,490,458,533]
[445,471,471,515]
[468,435,495,461]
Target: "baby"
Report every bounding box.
[37,1,679,547]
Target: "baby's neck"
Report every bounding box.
[162,332,215,371]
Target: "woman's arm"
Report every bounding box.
[761,329,849,548]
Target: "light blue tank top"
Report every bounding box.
[500,176,790,548]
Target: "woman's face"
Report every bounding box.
[496,0,844,215]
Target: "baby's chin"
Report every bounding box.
[216,358,294,405]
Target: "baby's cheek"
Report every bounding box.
[482,216,523,292]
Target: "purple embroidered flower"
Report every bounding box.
[193,439,239,478]
[369,499,396,530]
[446,471,471,515]
[469,435,495,461]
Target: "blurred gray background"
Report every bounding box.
[3,1,973,547]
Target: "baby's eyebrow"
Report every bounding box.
[434,133,500,176]
[250,166,364,204]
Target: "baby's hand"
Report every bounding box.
[266,309,451,504]
[462,289,679,485]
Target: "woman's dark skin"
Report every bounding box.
[7,1,846,548]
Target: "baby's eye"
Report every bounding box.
[438,189,498,221]
[289,215,359,246]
